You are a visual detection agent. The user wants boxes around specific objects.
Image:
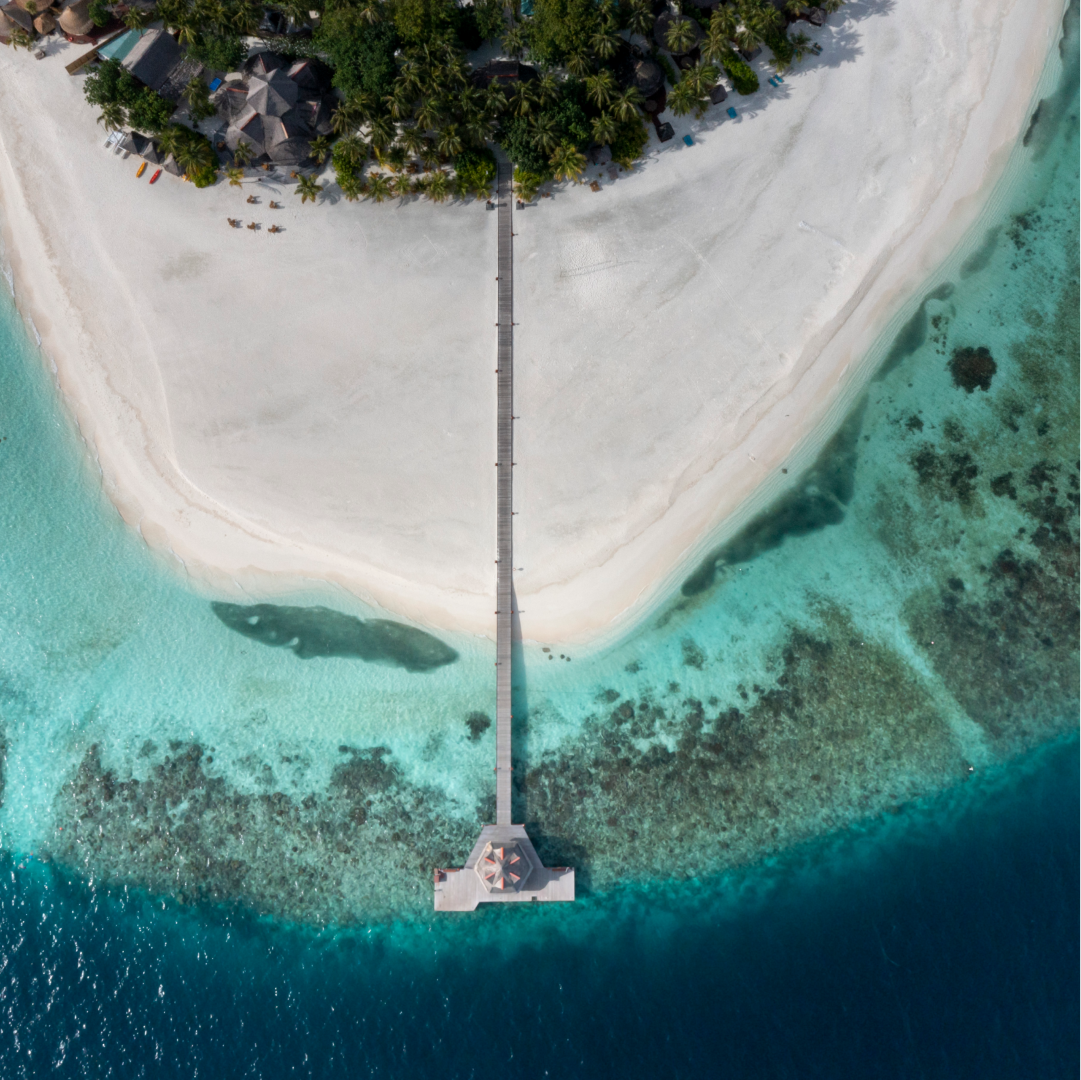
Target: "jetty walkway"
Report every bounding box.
[434,162,575,911]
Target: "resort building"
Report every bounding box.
[222,52,335,167]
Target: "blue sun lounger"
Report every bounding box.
[683,134,693,146]
[727,106,737,119]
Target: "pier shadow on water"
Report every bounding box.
[210,602,458,672]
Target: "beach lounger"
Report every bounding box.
[208,77,222,92]
[682,135,693,146]
[149,168,162,184]
[727,107,737,119]
[136,161,147,178]
[775,74,784,82]
[768,76,779,87]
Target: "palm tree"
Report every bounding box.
[684,62,720,97]
[391,173,413,198]
[385,144,407,172]
[502,24,528,58]
[535,72,561,108]
[784,0,806,13]
[508,81,536,117]
[585,69,617,110]
[176,135,214,177]
[513,168,542,203]
[226,165,244,187]
[304,135,328,166]
[419,140,441,170]
[530,114,560,155]
[124,4,151,28]
[384,86,413,121]
[704,6,739,61]
[820,0,845,13]
[436,124,463,159]
[357,0,381,24]
[566,51,592,78]
[232,139,255,166]
[367,113,396,150]
[156,125,185,160]
[414,96,441,132]
[399,125,427,158]
[295,174,324,203]
[591,112,619,146]
[549,144,586,183]
[628,0,653,36]
[366,173,391,202]
[339,173,365,201]
[336,133,367,166]
[464,113,493,148]
[666,80,700,117]
[590,26,619,61]
[665,16,698,55]
[611,86,644,122]
[789,30,812,62]
[425,169,451,202]
[97,102,126,131]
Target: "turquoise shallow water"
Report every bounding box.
[0,5,1077,937]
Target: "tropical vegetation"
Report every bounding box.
[75,0,842,203]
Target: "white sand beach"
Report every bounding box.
[0,0,1065,643]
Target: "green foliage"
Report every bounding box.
[609,115,648,168]
[390,0,457,47]
[722,50,759,94]
[316,12,400,98]
[513,166,547,202]
[528,0,601,65]
[188,32,247,72]
[84,59,141,109]
[497,83,589,174]
[762,28,793,70]
[127,87,175,132]
[473,0,504,42]
[655,51,679,86]
[85,62,176,133]
[453,146,496,197]
[88,0,111,27]
[183,76,217,124]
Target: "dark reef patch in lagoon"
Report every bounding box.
[211,602,458,672]
[681,399,865,597]
[949,345,997,392]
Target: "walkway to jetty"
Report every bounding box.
[495,160,514,826]
[434,163,575,911]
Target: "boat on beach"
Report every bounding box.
[148,168,161,184]
[135,161,146,178]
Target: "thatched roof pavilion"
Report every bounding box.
[58,0,93,37]
[632,58,664,98]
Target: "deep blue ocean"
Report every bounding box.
[0,5,1078,1077]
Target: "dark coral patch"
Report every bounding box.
[949,346,997,393]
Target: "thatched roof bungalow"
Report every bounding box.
[1,1,34,35]
[632,58,664,98]
[58,0,94,38]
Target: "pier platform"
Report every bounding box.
[434,825,575,911]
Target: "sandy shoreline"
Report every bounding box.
[0,0,1066,644]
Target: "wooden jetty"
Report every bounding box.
[434,161,575,911]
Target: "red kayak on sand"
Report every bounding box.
[149,168,162,184]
